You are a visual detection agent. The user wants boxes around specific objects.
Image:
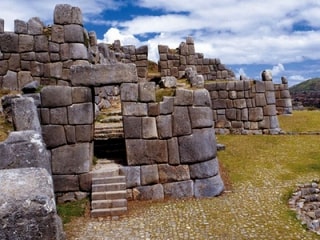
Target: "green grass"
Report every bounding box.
[57,198,89,224]
[278,110,320,132]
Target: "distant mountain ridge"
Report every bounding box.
[289,78,320,93]
[289,78,320,108]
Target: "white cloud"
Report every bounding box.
[101,28,140,46]
[288,75,306,86]
[270,64,285,77]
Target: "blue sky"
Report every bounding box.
[1,0,320,86]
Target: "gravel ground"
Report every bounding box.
[65,171,320,240]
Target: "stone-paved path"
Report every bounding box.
[65,174,320,239]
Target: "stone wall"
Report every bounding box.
[274,76,293,114]
[158,37,235,81]
[120,84,224,199]
[205,76,281,134]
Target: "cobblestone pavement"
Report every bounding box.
[65,172,320,240]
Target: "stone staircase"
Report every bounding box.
[91,160,127,217]
[94,108,124,140]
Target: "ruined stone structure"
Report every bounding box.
[274,76,293,114]
[0,3,225,217]
[205,76,281,134]
[158,37,235,81]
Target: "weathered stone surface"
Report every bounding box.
[160,76,177,88]
[123,116,142,139]
[68,103,93,124]
[194,174,224,198]
[135,184,164,200]
[0,130,51,173]
[70,63,138,86]
[141,165,159,185]
[148,102,160,116]
[139,82,156,102]
[75,125,93,142]
[64,24,84,43]
[120,83,139,102]
[189,106,213,128]
[0,168,65,240]
[50,107,68,124]
[178,128,217,164]
[22,80,39,94]
[41,86,72,107]
[142,117,158,139]
[249,108,264,121]
[2,70,18,90]
[159,96,174,114]
[42,125,67,148]
[51,143,91,174]
[54,4,83,25]
[194,89,212,107]
[126,139,168,165]
[158,164,190,183]
[163,180,194,199]
[189,158,219,179]
[174,88,193,106]
[53,174,79,192]
[122,102,148,116]
[262,70,272,81]
[72,87,92,103]
[27,17,44,35]
[79,172,92,191]
[156,115,172,139]
[64,125,76,144]
[12,97,42,133]
[167,137,180,165]
[172,106,192,136]
[120,166,140,188]
[69,43,88,60]
[18,34,33,52]
[0,32,19,52]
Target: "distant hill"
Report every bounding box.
[289,78,320,109]
[289,78,320,93]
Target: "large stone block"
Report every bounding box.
[79,172,92,191]
[75,125,93,142]
[194,174,224,198]
[0,168,65,240]
[178,128,217,164]
[0,32,19,53]
[156,115,172,139]
[68,103,93,124]
[189,106,213,128]
[70,63,138,86]
[140,165,159,185]
[255,93,267,107]
[54,4,83,25]
[123,116,142,139]
[135,184,164,200]
[41,86,72,107]
[126,139,168,165]
[167,137,180,165]
[12,97,42,133]
[189,158,219,179]
[172,106,192,136]
[50,107,68,124]
[72,87,92,103]
[53,174,79,192]
[122,102,148,116]
[249,108,264,121]
[194,89,212,107]
[51,143,91,174]
[159,96,174,114]
[142,117,158,139]
[120,83,139,102]
[120,166,140,188]
[139,82,156,102]
[174,88,193,106]
[18,34,34,52]
[0,130,51,173]
[2,70,18,90]
[163,180,194,199]
[42,125,67,148]
[158,164,190,183]
[64,24,84,43]
[69,43,88,60]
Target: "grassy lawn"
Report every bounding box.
[278,110,320,132]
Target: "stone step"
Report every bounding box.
[92,182,126,192]
[94,127,124,133]
[99,116,123,123]
[92,175,126,184]
[92,190,127,201]
[91,207,127,217]
[91,199,127,210]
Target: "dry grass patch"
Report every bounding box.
[278,110,320,132]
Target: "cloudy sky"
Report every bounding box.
[1,0,320,86]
